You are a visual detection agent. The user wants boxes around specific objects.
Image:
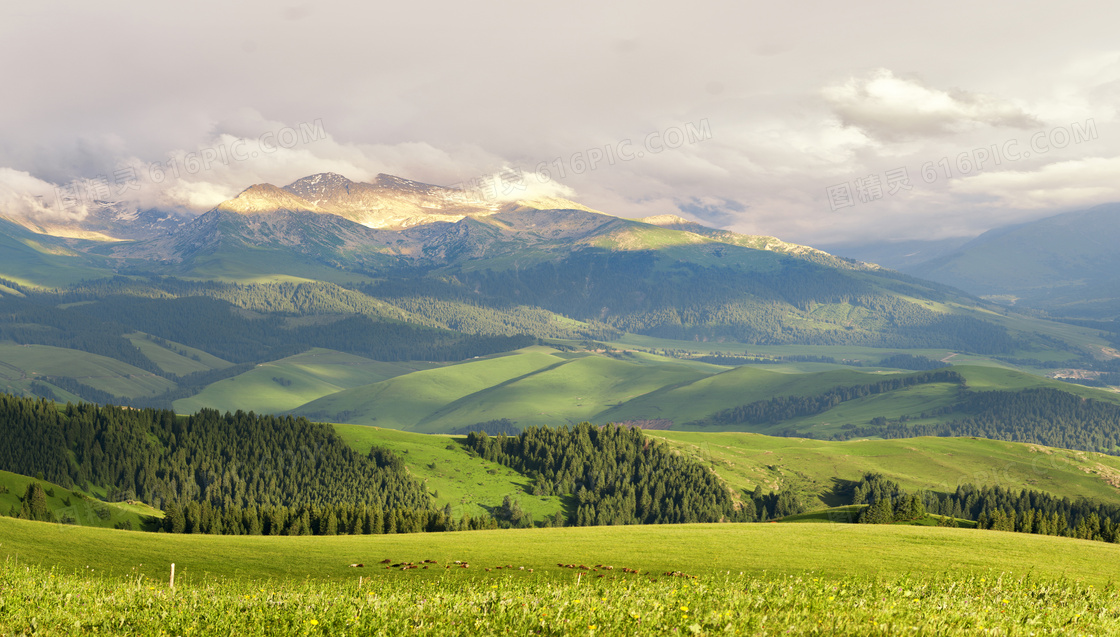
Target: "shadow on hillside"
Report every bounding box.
[821,477,860,507]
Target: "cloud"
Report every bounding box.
[949,156,1120,209]
[0,168,86,224]
[823,69,1041,141]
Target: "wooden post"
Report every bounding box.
[170,563,175,589]
[359,576,363,589]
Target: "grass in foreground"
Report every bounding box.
[2,559,1118,635]
[5,516,1120,586]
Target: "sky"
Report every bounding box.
[1,0,1119,246]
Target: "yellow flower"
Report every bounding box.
[680,605,689,612]
[309,619,319,626]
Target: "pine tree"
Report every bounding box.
[19,483,50,522]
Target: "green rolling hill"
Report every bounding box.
[173,348,431,414]
[0,217,117,288]
[0,469,160,530]
[0,342,175,400]
[4,515,1120,585]
[292,348,574,429]
[648,432,1120,509]
[332,424,565,522]
[280,349,1120,436]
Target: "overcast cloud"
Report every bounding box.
[2,0,1119,245]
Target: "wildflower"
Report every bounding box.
[680,605,688,612]
[309,619,319,626]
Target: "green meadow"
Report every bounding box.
[0,343,175,399]
[649,432,1120,508]
[0,471,158,531]
[125,332,231,377]
[174,348,430,414]
[4,516,1120,585]
[332,424,566,521]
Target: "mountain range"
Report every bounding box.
[1,171,1118,432]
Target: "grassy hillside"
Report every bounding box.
[292,348,568,428]
[745,365,1120,437]
[4,515,1120,585]
[0,470,159,530]
[174,348,429,414]
[649,432,1120,508]
[332,424,565,522]
[0,342,175,399]
[293,347,720,432]
[0,219,116,288]
[598,366,898,427]
[411,354,712,432]
[327,424,1120,534]
[126,332,232,376]
[281,344,1120,436]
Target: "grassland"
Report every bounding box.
[649,432,1120,508]
[0,342,175,399]
[0,222,116,288]
[174,348,429,414]
[325,425,1120,525]
[0,471,159,530]
[125,332,231,377]
[261,338,1120,435]
[8,557,1119,636]
[332,424,565,522]
[292,349,563,427]
[5,516,1120,586]
[5,518,1120,635]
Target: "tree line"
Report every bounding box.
[849,473,1120,544]
[0,393,430,513]
[817,388,1120,455]
[686,370,963,428]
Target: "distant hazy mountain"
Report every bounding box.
[818,237,973,271]
[901,203,1120,317]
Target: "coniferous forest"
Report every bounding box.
[0,393,763,534]
[464,423,747,525]
[849,473,1120,545]
[817,388,1120,454]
